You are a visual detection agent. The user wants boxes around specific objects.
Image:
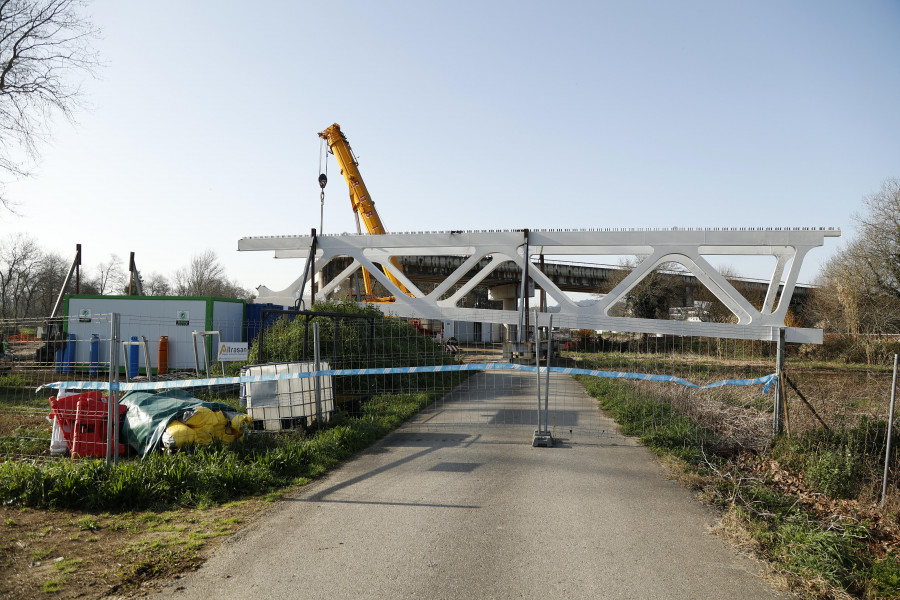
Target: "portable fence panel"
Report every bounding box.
[0,311,251,462]
[396,311,784,450]
[3,307,897,510]
[2,314,116,461]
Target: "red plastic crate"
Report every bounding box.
[49,392,104,453]
[49,392,126,459]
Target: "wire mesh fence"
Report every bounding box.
[0,308,897,507]
[552,326,900,507]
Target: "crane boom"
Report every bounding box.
[318,123,411,301]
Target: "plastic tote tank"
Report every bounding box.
[63,295,246,375]
[240,361,334,431]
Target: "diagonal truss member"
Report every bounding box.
[239,227,840,344]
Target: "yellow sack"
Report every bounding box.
[163,408,252,450]
[231,414,252,436]
[220,414,253,443]
[161,420,196,450]
[184,407,228,441]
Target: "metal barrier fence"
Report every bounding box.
[1,310,897,506]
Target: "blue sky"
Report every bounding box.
[2,0,898,293]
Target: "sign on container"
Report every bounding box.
[218,342,249,362]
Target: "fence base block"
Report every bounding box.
[532,430,553,447]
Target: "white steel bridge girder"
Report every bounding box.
[239,228,840,344]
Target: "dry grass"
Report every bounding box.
[0,500,268,600]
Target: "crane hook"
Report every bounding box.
[318,173,327,234]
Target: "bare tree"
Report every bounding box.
[173,250,250,299]
[89,253,125,295]
[0,232,40,317]
[850,178,900,298]
[806,179,900,341]
[28,249,67,316]
[144,271,171,296]
[0,0,99,208]
[809,238,900,336]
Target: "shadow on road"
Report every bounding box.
[284,431,483,509]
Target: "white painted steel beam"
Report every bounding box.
[239,228,840,344]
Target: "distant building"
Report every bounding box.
[668,301,712,322]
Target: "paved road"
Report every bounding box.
[154,372,790,600]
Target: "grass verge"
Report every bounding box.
[576,375,900,600]
[0,386,462,599]
[0,390,452,511]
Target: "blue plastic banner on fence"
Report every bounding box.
[40,363,777,394]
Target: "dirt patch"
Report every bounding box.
[0,499,273,599]
[0,412,47,437]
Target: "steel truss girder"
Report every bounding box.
[239,228,840,344]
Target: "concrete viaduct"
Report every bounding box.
[319,254,813,312]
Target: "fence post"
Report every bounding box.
[882,354,898,506]
[106,313,121,466]
[534,309,541,433]
[313,321,323,428]
[545,314,552,432]
[369,316,375,397]
[518,229,529,344]
[532,310,552,447]
[773,327,785,435]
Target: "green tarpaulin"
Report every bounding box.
[119,389,237,457]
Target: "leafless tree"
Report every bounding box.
[806,179,900,344]
[0,232,40,317]
[0,0,99,208]
[850,178,900,298]
[809,239,900,336]
[90,253,125,295]
[144,271,171,296]
[173,249,251,299]
[28,249,67,315]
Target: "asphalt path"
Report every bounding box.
[154,372,791,600]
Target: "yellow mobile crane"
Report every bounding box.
[318,123,412,302]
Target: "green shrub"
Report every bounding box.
[0,373,26,388]
[805,447,863,500]
[866,554,900,598]
[248,300,461,397]
[770,435,808,474]
[774,519,865,591]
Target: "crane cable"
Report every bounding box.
[318,138,328,234]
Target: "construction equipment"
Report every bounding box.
[318,123,412,302]
[34,244,83,363]
[34,317,65,364]
[128,252,143,296]
[50,244,81,319]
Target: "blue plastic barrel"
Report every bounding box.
[128,335,139,380]
[89,334,100,376]
[61,334,76,374]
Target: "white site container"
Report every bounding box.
[240,361,334,431]
[63,295,245,374]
